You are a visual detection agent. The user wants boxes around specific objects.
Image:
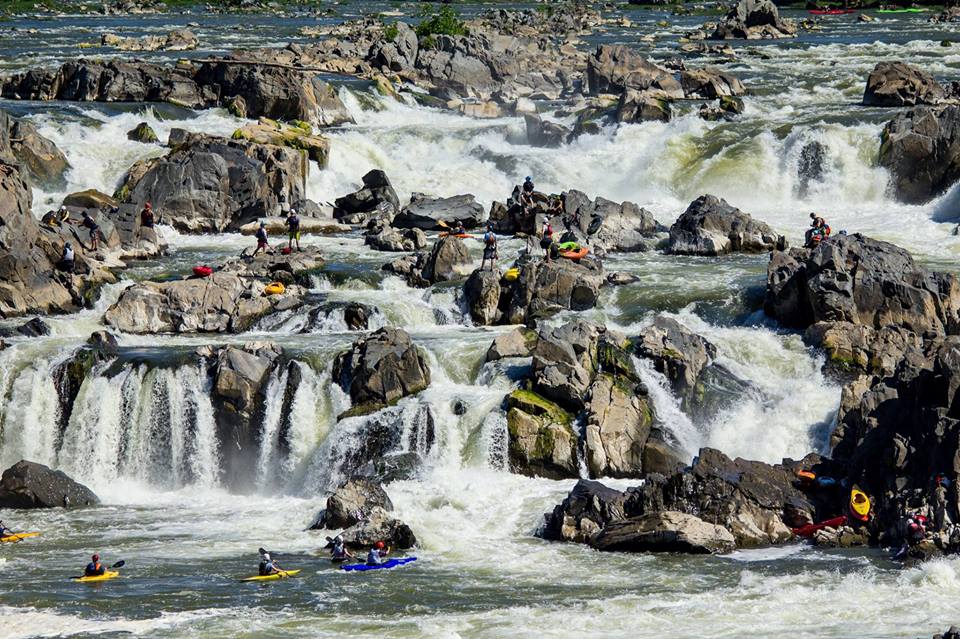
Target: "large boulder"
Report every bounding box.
[680,68,746,99]
[393,193,485,231]
[504,257,604,325]
[335,507,417,550]
[421,236,472,283]
[505,389,579,480]
[333,170,400,224]
[6,115,69,186]
[104,272,302,334]
[591,511,736,554]
[616,90,671,123]
[764,234,960,335]
[0,460,100,508]
[709,0,795,39]
[231,119,330,167]
[485,327,537,362]
[633,316,716,394]
[364,224,427,252]
[333,327,431,418]
[878,105,960,205]
[584,374,654,478]
[312,478,394,530]
[193,61,353,127]
[539,479,629,543]
[561,190,663,254]
[586,45,684,97]
[464,268,501,326]
[116,129,308,233]
[667,195,785,256]
[863,62,945,108]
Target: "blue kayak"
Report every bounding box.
[341,557,417,572]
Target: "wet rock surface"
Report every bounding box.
[668,195,785,256]
[0,460,100,509]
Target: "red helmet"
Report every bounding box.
[92,554,99,561]
[374,541,385,550]
[145,202,152,209]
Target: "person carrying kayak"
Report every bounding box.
[253,221,270,257]
[540,219,555,262]
[286,209,301,252]
[366,541,390,566]
[258,550,282,576]
[84,554,106,577]
[58,242,75,273]
[330,536,354,562]
[480,224,498,272]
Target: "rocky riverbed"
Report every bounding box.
[0,0,960,637]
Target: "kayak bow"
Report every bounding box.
[0,532,40,543]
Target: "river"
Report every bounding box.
[1,4,959,638]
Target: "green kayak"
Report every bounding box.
[877,8,927,13]
[557,241,580,251]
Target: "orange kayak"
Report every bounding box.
[559,247,589,261]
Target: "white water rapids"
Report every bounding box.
[1,11,959,638]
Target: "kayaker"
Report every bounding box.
[253,221,269,257]
[540,219,554,262]
[0,520,12,536]
[480,224,498,272]
[366,541,390,566]
[453,221,466,236]
[76,211,101,252]
[286,208,301,252]
[84,554,106,577]
[58,242,75,273]
[140,202,155,229]
[258,550,282,576]
[330,536,354,562]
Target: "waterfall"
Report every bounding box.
[633,356,703,459]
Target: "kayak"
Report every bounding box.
[240,569,302,582]
[792,515,847,538]
[557,241,580,251]
[809,8,856,14]
[503,267,520,282]
[0,532,40,543]
[877,7,927,12]
[850,488,870,521]
[342,557,417,572]
[440,232,474,239]
[263,282,286,296]
[559,247,590,261]
[796,470,816,483]
[192,265,213,278]
[71,571,120,583]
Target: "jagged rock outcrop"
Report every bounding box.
[393,193,485,230]
[708,0,796,40]
[878,105,960,205]
[633,316,716,395]
[764,234,960,335]
[115,129,308,233]
[333,170,400,224]
[586,45,684,97]
[863,61,945,108]
[333,327,431,418]
[504,257,604,325]
[464,268,501,326]
[680,67,746,99]
[485,327,537,362]
[421,236,472,283]
[0,460,100,509]
[524,113,572,147]
[311,478,394,529]
[616,90,671,123]
[4,111,69,186]
[231,119,330,166]
[335,507,418,550]
[101,28,199,52]
[591,511,736,554]
[667,195,785,256]
[364,224,427,252]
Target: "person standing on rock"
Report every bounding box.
[253,221,270,257]
[286,209,301,252]
[481,224,498,272]
[76,211,101,252]
[58,242,75,273]
[540,218,555,262]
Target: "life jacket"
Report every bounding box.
[288,215,300,231]
[366,549,382,565]
[822,223,831,237]
[256,228,268,242]
[543,224,553,238]
[141,209,154,226]
[86,561,103,576]
[332,543,347,559]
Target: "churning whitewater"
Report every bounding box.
[0,1,959,638]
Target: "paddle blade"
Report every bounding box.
[111,560,125,569]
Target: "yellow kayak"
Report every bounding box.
[0,532,40,543]
[263,282,286,296]
[850,488,870,521]
[71,571,120,583]
[241,569,301,582]
[503,267,519,282]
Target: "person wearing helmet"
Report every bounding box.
[58,241,75,273]
[0,520,13,537]
[258,549,282,576]
[329,535,354,563]
[84,554,106,577]
[366,540,391,566]
[286,208,301,252]
[253,221,270,257]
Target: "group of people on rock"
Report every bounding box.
[805,212,832,247]
[252,209,301,257]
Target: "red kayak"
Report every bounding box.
[792,516,847,538]
[809,8,856,14]
[193,265,213,278]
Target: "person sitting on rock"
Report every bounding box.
[520,176,535,210]
[805,212,830,247]
[453,221,467,236]
[140,202,155,229]
[58,242,75,273]
[481,224,498,272]
[366,540,390,566]
[893,513,929,560]
[76,211,101,252]
[286,208,301,252]
[84,554,106,577]
[258,550,282,576]
[253,221,270,257]
[330,536,354,563]
[42,205,71,228]
[540,219,555,262]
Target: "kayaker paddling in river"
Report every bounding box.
[84,554,106,577]
[366,541,390,565]
[0,520,12,536]
[330,536,354,563]
[258,549,282,576]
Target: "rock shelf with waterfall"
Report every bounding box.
[1,0,960,637]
